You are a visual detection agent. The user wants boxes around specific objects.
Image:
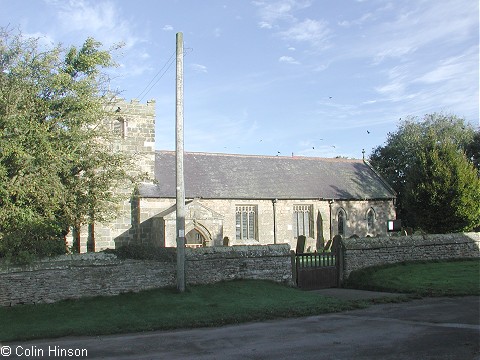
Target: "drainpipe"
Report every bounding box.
[272,198,278,244]
[328,200,334,240]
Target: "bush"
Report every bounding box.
[0,230,67,265]
[113,244,176,262]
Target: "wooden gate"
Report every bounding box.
[293,243,343,290]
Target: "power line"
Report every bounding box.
[137,47,193,102]
[138,50,176,101]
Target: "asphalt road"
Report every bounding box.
[3,296,479,360]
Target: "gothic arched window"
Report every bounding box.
[337,209,346,236]
[367,208,375,234]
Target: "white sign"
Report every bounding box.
[388,221,394,231]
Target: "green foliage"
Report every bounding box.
[113,244,176,262]
[369,113,479,232]
[346,259,480,296]
[0,28,141,261]
[403,138,480,232]
[0,280,361,342]
[465,131,480,174]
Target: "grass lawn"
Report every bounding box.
[346,259,480,296]
[0,280,363,342]
[2,259,477,342]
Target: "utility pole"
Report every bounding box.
[175,32,186,292]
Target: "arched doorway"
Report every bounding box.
[185,228,207,248]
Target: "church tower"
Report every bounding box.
[73,97,156,252]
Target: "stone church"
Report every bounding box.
[73,98,397,253]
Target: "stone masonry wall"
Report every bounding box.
[134,198,396,252]
[0,245,292,307]
[343,232,480,277]
[67,98,156,252]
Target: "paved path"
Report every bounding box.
[310,288,409,301]
[3,295,479,360]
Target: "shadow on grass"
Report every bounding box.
[0,280,365,342]
[344,259,480,297]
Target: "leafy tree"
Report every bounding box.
[369,113,479,232]
[465,130,480,174]
[0,29,140,261]
[403,136,480,233]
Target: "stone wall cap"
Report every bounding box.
[343,232,480,250]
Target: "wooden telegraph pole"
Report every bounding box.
[175,32,186,292]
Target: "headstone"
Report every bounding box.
[331,234,342,252]
[324,239,332,251]
[296,235,306,253]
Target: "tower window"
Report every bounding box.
[114,118,127,138]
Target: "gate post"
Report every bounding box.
[290,250,297,286]
[336,240,344,287]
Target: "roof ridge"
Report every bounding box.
[155,150,362,162]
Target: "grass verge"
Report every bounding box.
[0,280,363,342]
[345,259,480,296]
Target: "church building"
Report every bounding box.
[74,98,397,252]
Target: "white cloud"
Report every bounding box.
[338,12,373,28]
[368,1,477,64]
[163,25,174,31]
[415,51,474,84]
[279,18,330,47]
[372,46,417,65]
[253,1,331,53]
[253,0,312,28]
[51,0,139,48]
[279,55,300,64]
[190,63,208,73]
[259,21,273,29]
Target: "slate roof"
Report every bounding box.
[138,151,396,200]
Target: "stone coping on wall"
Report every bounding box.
[343,232,480,250]
[0,244,293,306]
[186,244,291,259]
[0,244,292,275]
[341,232,480,278]
[0,252,121,274]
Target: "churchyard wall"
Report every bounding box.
[2,233,478,306]
[342,232,480,277]
[0,245,291,307]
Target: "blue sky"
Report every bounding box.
[2,0,479,159]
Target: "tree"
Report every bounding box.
[403,136,480,233]
[0,29,140,261]
[465,130,480,174]
[369,113,479,232]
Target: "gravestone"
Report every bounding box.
[331,234,342,253]
[324,239,332,251]
[296,235,306,253]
